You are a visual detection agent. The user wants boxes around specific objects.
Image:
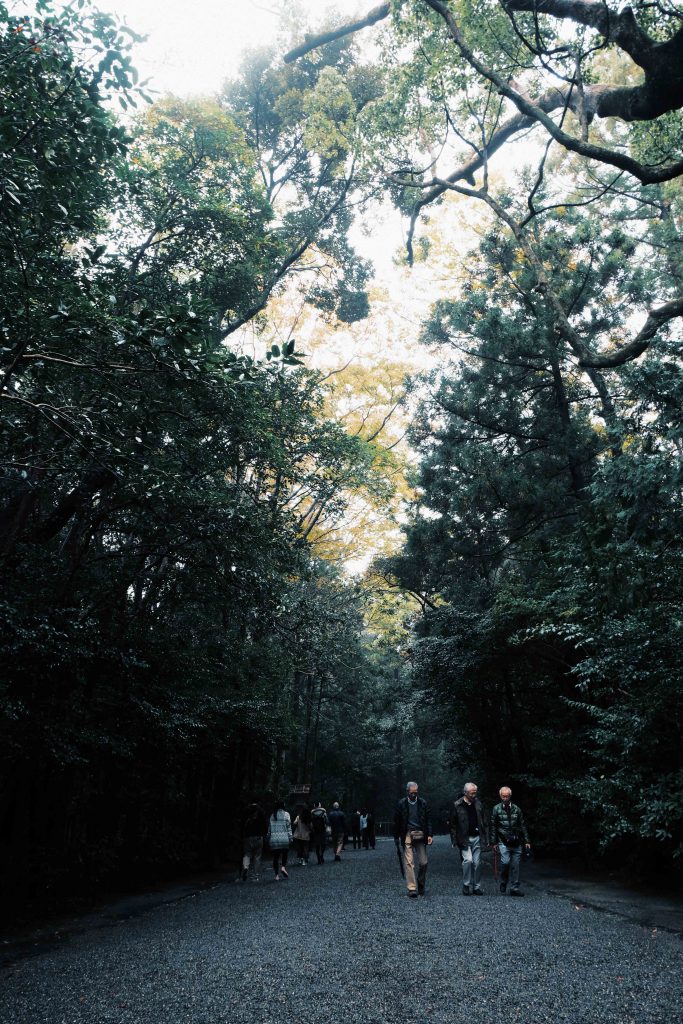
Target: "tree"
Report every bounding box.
[284,0,683,365]
[388,196,682,862]
[0,2,401,910]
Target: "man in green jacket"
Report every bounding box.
[489,786,531,896]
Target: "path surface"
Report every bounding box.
[1,838,680,1024]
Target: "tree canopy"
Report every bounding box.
[1,0,681,913]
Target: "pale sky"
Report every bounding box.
[96,0,368,97]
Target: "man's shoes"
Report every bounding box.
[499,882,507,894]
[408,890,418,898]
[462,887,472,895]
[509,889,524,897]
[334,854,341,862]
[473,888,484,896]
[418,888,425,897]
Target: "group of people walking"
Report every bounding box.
[239,781,531,895]
[394,781,531,898]
[239,800,376,882]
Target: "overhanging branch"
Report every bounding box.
[578,295,683,368]
[283,2,391,63]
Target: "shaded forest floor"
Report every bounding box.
[2,839,681,1024]
[3,843,682,964]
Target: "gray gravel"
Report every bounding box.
[1,837,680,1024]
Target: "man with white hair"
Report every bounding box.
[451,782,488,895]
[393,781,433,898]
[489,786,531,896]
[327,801,346,862]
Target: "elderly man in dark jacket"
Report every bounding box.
[451,782,488,895]
[393,781,433,898]
[489,786,531,896]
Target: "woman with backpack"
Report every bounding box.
[310,801,328,864]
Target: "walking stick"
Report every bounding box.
[396,842,405,878]
[492,843,500,881]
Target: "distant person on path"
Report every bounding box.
[490,786,531,897]
[393,781,433,898]
[452,782,488,895]
[367,809,376,849]
[267,800,292,881]
[293,803,312,866]
[328,801,346,861]
[241,802,268,882]
[360,809,370,849]
[351,809,362,849]
[310,801,328,864]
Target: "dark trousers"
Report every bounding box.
[352,831,361,849]
[313,835,326,862]
[272,849,288,873]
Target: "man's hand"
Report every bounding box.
[427,836,433,845]
[525,843,531,849]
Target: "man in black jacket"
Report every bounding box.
[393,781,433,898]
[451,782,488,895]
[327,802,346,861]
[241,803,268,882]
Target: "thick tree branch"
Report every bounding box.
[403,174,683,367]
[578,295,683,368]
[283,3,391,63]
[502,0,656,67]
[423,0,683,181]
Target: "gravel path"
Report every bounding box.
[1,837,680,1024]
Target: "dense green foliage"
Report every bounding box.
[318,0,682,870]
[390,196,682,865]
[0,2,407,911]
[2,0,682,913]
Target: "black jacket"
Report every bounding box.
[242,806,268,839]
[393,796,433,844]
[327,807,346,835]
[451,797,488,849]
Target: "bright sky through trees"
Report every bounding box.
[95,0,366,97]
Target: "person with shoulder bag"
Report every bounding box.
[393,781,433,898]
[266,800,292,881]
[489,786,531,896]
